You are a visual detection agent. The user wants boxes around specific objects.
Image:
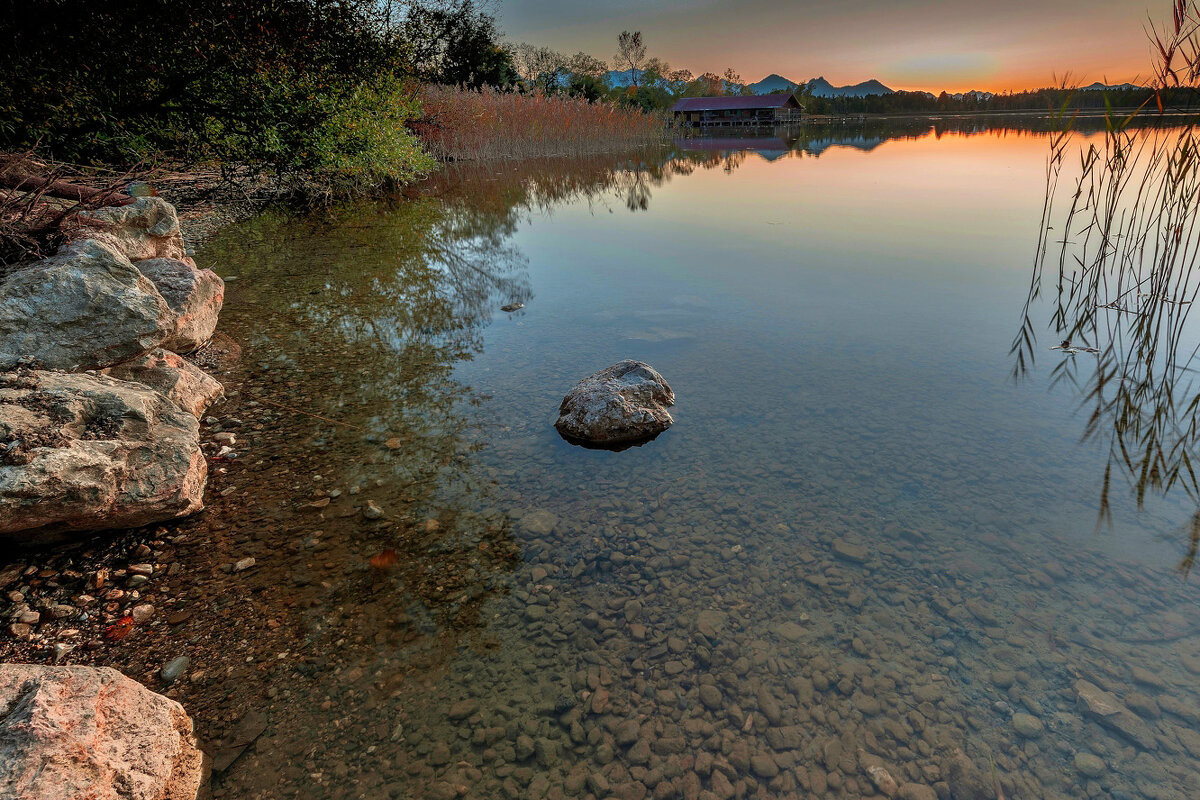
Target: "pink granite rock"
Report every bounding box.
[0,664,205,800]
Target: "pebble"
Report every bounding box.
[831,539,869,563]
[1130,665,1168,689]
[1073,752,1106,779]
[698,684,723,710]
[160,656,191,685]
[1012,712,1043,738]
[131,604,155,623]
[447,699,478,721]
[772,621,805,641]
[363,501,385,520]
[234,558,256,572]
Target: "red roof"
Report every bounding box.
[670,94,796,112]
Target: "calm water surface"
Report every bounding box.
[192,120,1200,800]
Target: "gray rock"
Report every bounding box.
[160,656,190,686]
[103,349,223,419]
[0,370,206,544]
[0,664,204,800]
[75,197,187,262]
[832,539,869,563]
[1012,712,1043,738]
[772,621,806,641]
[1073,752,1106,779]
[1074,679,1157,749]
[942,751,992,800]
[0,240,170,371]
[135,259,224,353]
[447,699,479,721]
[517,509,557,536]
[897,784,938,800]
[555,361,674,446]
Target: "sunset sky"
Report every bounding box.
[495,0,1159,93]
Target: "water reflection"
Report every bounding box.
[10,124,1200,800]
[1011,120,1200,570]
[185,129,1200,800]
[674,113,1199,165]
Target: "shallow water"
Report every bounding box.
[179,120,1200,799]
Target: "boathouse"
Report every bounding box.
[670,94,803,126]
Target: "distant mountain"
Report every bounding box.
[806,76,895,98]
[951,90,995,101]
[1081,81,1145,91]
[748,74,799,95]
[606,69,638,88]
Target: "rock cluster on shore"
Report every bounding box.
[0,198,225,545]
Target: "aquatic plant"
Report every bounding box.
[1012,0,1200,568]
[414,85,667,161]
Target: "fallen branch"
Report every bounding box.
[0,171,134,207]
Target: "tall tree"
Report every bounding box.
[614,30,647,88]
[403,1,515,88]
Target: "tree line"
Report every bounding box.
[799,86,1200,115]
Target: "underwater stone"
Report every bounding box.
[1074,752,1106,779]
[160,656,190,686]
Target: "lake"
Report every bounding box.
[170,117,1200,799]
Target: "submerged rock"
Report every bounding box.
[0,370,206,544]
[0,239,171,371]
[103,348,223,419]
[75,196,188,262]
[554,360,674,447]
[0,664,205,800]
[1074,679,1157,749]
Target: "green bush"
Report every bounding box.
[310,76,437,189]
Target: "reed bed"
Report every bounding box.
[415,85,667,162]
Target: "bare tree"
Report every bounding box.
[614,30,647,87]
[509,42,565,84]
[567,51,607,78]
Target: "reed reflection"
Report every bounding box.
[1011,118,1200,571]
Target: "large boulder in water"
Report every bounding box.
[136,258,224,352]
[75,196,188,262]
[0,369,206,544]
[0,239,171,371]
[555,360,675,446]
[0,664,206,800]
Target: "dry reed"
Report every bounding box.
[415,86,667,162]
